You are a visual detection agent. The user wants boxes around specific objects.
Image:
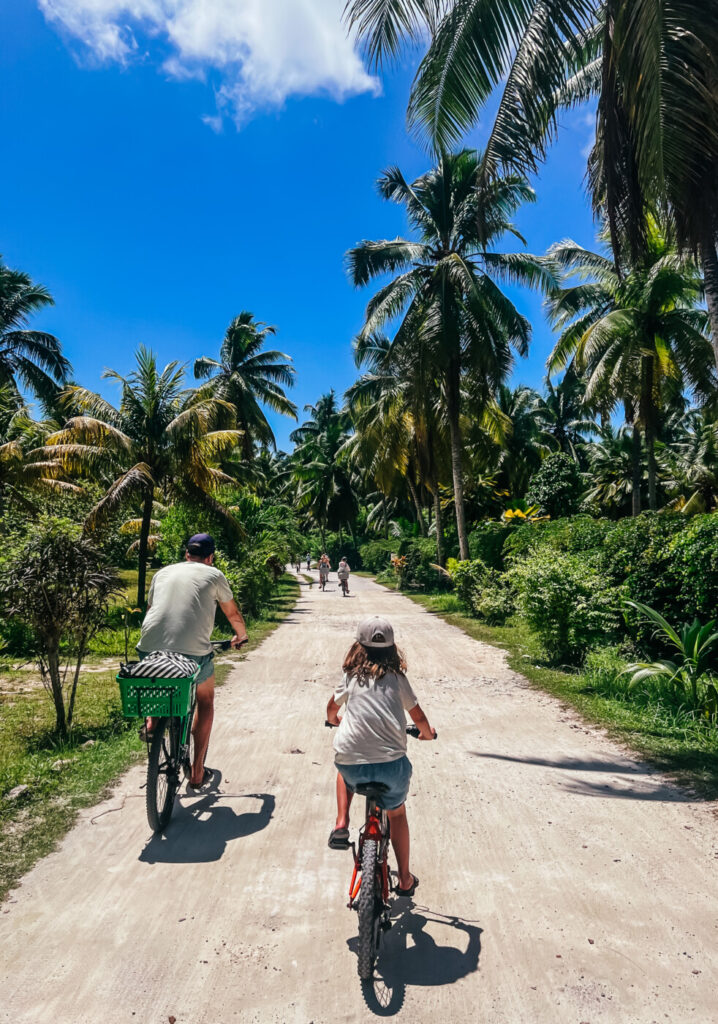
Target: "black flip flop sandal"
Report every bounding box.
[187,767,214,791]
[395,874,419,897]
[328,827,350,850]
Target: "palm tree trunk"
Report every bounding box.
[631,424,642,517]
[433,488,445,567]
[381,494,388,539]
[641,355,658,511]
[446,360,469,560]
[45,648,67,738]
[700,231,718,373]
[625,400,641,517]
[136,488,154,607]
[406,476,426,536]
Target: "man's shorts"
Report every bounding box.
[335,756,412,810]
[137,649,216,685]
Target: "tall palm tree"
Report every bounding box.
[289,393,358,548]
[44,347,242,605]
[346,332,450,560]
[346,151,554,558]
[194,311,297,459]
[346,3,718,363]
[0,389,79,510]
[546,224,715,511]
[0,258,70,402]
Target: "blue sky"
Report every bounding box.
[2,0,598,449]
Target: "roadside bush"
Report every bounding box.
[512,550,620,665]
[450,559,490,609]
[393,539,447,591]
[359,539,395,574]
[215,552,276,622]
[467,522,514,569]
[473,572,515,625]
[666,515,718,621]
[526,453,584,518]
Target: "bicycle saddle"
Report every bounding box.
[353,781,389,797]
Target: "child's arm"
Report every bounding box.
[409,702,436,740]
[326,694,342,726]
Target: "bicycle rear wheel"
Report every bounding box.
[146,716,180,833]
[356,839,382,980]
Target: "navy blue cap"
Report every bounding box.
[187,533,215,557]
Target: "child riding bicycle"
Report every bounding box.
[337,556,351,595]
[325,616,435,896]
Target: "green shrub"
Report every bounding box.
[473,574,515,625]
[467,522,514,569]
[394,539,448,591]
[215,552,276,622]
[359,539,395,574]
[526,453,584,518]
[450,559,490,609]
[512,550,620,665]
[666,515,718,621]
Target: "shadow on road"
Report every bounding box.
[139,790,275,864]
[472,752,694,802]
[348,905,482,1017]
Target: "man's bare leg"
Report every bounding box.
[190,675,215,785]
[387,804,412,890]
[335,771,353,829]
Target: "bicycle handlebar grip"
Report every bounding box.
[406,725,438,739]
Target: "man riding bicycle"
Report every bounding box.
[137,533,248,789]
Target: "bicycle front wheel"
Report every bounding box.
[357,839,382,980]
[146,717,180,833]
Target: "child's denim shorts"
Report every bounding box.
[336,756,413,810]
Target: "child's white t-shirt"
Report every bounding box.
[333,671,418,765]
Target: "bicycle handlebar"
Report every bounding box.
[325,720,436,739]
[211,638,248,652]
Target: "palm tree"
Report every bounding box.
[346,3,718,365]
[546,224,715,511]
[0,258,70,402]
[0,391,79,510]
[346,151,554,558]
[194,311,297,458]
[583,424,639,515]
[290,393,358,548]
[346,332,450,560]
[44,346,242,605]
[660,407,718,512]
[533,369,598,463]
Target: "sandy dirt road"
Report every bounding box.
[2,573,718,1024]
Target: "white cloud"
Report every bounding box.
[38,0,379,125]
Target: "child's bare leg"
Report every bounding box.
[335,772,353,829]
[387,804,412,890]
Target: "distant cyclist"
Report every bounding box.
[306,551,312,570]
[319,553,331,590]
[137,533,248,789]
[337,556,351,596]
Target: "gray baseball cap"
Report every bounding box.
[356,616,395,649]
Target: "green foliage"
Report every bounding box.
[359,539,395,574]
[526,452,584,517]
[621,600,718,709]
[450,559,489,609]
[215,552,277,622]
[512,550,620,665]
[583,646,631,700]
[467,522,514,569]
[473,573,515,626]
[393,538,448,591]
[666,515,718,621]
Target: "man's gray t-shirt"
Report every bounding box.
[333,671,418,765]
[139,562,233,656]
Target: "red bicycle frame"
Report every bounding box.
[348,804,390,909]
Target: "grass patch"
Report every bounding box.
[0,573,299,902]
[404,590,718,800]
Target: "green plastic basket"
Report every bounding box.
[117,675,197,719]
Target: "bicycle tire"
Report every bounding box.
[146,717,180,833]
[357,839,381,980]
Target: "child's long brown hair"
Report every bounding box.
[343,642,407,683]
